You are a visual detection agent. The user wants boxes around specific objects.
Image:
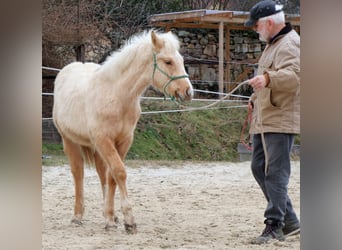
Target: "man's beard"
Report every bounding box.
[258,34,267,42]
[258,30,269,43]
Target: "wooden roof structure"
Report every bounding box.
[149,9,300,93]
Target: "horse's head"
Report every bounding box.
[151,31,193,102]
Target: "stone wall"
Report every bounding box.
[44,28,264,92]
[174,28,265,94]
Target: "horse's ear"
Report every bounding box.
[151,30,164,52]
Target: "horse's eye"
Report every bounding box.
[164,60,172,65]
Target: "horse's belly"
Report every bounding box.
[54,111,92,146]
[53,62,99,146]
[64,126,91,146]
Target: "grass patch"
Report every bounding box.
[127,99,248,161]
[42,99,301,164]
[42,143,68,166]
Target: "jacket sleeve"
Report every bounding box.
[265,39,300,94]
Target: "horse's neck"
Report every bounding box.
[101,45,153,98]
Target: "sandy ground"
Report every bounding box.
[42,160,300,250]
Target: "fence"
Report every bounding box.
[41,66,250,143]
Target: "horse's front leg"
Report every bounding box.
[94,152,119,229]
[95,137,137,234]
[103,171,119,230]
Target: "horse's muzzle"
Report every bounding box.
[186,86,194,100]
[176,86,193,102]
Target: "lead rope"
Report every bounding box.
[240,106,253,151]
[152,52,250,111]
[256,92,269,175]
[175,79,250,111]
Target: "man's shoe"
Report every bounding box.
[283,222,300,236]
[252,219,285,244]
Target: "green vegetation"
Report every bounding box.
[42,142,68,166]
[128,100,248,161]
[42,99,301,165]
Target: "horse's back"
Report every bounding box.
[53,62,100,145]
[54,62,99,89]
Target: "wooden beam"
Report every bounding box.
[151,20,297,31]
[200,11,233,22]
[149,9,207,23]
[149,10,300,29]
[150,20,252,31]
[151,21,221,30]
[149,9,235,23]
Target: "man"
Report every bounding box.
[244,0,300,244]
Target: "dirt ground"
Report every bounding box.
[42,160,300,250]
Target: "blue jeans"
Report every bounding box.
[251,133,299,225]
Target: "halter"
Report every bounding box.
[152,53,189,100]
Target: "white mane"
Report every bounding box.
[100,30,180,80]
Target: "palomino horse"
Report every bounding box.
[53,30,193,234]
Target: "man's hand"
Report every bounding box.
[249,74,269,91]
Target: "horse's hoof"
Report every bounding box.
[71,218,83,225]
[105,217,119,231]
[114,216,119,224]
[104,223,118,231]
[124,223,137,234]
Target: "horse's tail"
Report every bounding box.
[80,146,95,166]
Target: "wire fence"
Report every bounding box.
[42,66,250,117]
[42,66,249,142]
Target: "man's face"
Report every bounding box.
[254,20,269,42]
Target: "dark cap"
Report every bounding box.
[244,0,283,27]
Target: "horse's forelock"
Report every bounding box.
[158,31,180,52]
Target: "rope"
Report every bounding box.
[255,92,269,175]
[141,104,247,115]
[141,96,248,104]
[174,79,250,112]
[42,105,247,120]
[240,107,252,151]
[193,89,250,99]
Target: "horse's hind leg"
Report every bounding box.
[62,136,84,225]
[94,152,119,229]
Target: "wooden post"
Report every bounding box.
[225,26,231,92]
[75,44,85,62]
[218,21,224,96]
